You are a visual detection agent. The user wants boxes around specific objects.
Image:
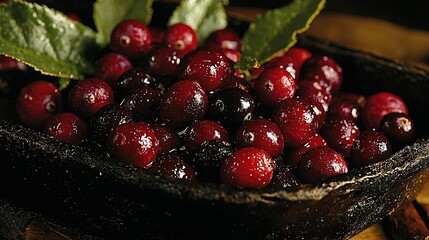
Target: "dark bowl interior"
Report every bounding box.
[2,2,429,240]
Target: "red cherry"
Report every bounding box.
[254,68,296,107]
[164,23,198,55]
[111,20,152,59]
[44,113,87,144]
[184,120,229,153]
[150,156,196,180]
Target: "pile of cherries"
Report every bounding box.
[9,19,415,189]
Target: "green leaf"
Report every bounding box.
[235,0,326,70]
[168,0,229,42]
[94,0,154,45]
[0,0,99,80]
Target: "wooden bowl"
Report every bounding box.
[2,4,429,240]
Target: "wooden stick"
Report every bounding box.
[386,201,429,240]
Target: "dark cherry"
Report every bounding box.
[234,119,284,157]
[16,80,63,130]
[271,98,318,147]
[184,120,229,153]
[151,124,181,155]
[0,55,27,71]
[204,28,241,51]
[299,146,348,183]
[285,133,327,169]
[297,80,332,112]
[107,122,158,169]
[264,47,312,80]
[145,44,182,77]
[254,68,296,107]
[164,23,198,54]
[120,86,161,123]
[179,49,232,92]
[320,118,360,157]
[149,27,165,43]
[115,68,155,96]
[362,92,408,130]
[154,75,178,95]
[44,113,87,144]
[349,130,393,168]
[150,156,196,181]
[300,98,326,131]
[191,140,233,182]
[159,80,207,130]
[335,92,366,109]
[268,165,301,189]
[67,78,114,119]
[89,103,133,144]
[223,76,252,93]
[94,53,133,87]
[206,87,254,131]
[380,113,414,148]
[328,97,360,123]
[301,55,343,93]
[111,19,152,59]
[220,147,274,188]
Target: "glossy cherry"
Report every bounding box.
[296,80,332,112]
[223,76,252,93]
[151,124,181,155]
[107,122,158,169]
[67,78,114,119]
[320,118,361,157]
[16,80,63,130]
[285,133,327,169]
[268,165,301,189]
[164,23,198,55]
[145,44,182,77]
[184,120,229,153]
[110,19,152,59]
[94,53,133,87]
[380,113,414,147]
[264,47,312,80]
[120,86,161,123]
[362,92,408,130]
[44,113,87,144]
[301,55,343,92]
[159,80,207,130]
[115,68,156,96]
[328,97,360,124]
[220,147,274,188]
[349,130,393,168]
[299,146,348,183]
[204,28,241,51]
[0,55,27,71]
[234,119,284,157]
[254,68,296,107]
[150,156,196,181]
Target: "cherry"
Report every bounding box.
[328,97,360,124]
[159,80,207,130]
[301,55,343,93]
[271,98,318,147]
[145,44,182,77]
[204,28,241,51]
[44,113,87,144]
[264,47,312,80]
[94,53,133,87]
[115,68,155,97]
[179,49,232,92]
[335,92,366,109]
[150,156,196,181]
[362,92,408,130]
[0,55,27,71]
[67,78,114,119]
[220,147,274,188]
[107,122,158,169]
[268,165,301,189]
[380,113,414,148]
[223,76,252,93]
[120,86,161,123]
[300,98,326,131]
[151,124,181,155]
[66,13,80,22]
[149,27,165,43]
[16,81,63,130]
[164,23,198,55]
[234,119,284,157]
[111,19,152,59]
[299,146,348,183]
[254,68,296,107]
[297,80,332,112]
[349,130,393,168]
[221,49,241,63]
[183,120,229,153]
[320,118,360,157]
[206,87,254,131]
[285,133,327,169]
[89,103,133,144]
[191,140,233,182]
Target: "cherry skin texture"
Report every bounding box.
[16,80,63,130]
[164,23,198,55]
[150,124,181,155]
[320,118,361,157]
[146,44,183,77]
[94,53,133,87]
[301,55,343,93]
[285,133,327,169]
[204,28,241,51]
[263,47,312,80]
[299,146,348,183]
[67,78,114,119]
[350,130,393,168]
[120,86,161,123]
[107,122,158,169]
[184,120,229,153]
[234,119,284,158]
[220,147,274,188]
[111,20,152,59]
[159,80,207,130]
[254,67,296,107]
[44,113,87,145]
[362,92,408,130]
[150,156,197,181]
[380,112,414,147]
[268,165,301,189]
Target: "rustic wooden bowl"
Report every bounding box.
[2,3,429,240]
